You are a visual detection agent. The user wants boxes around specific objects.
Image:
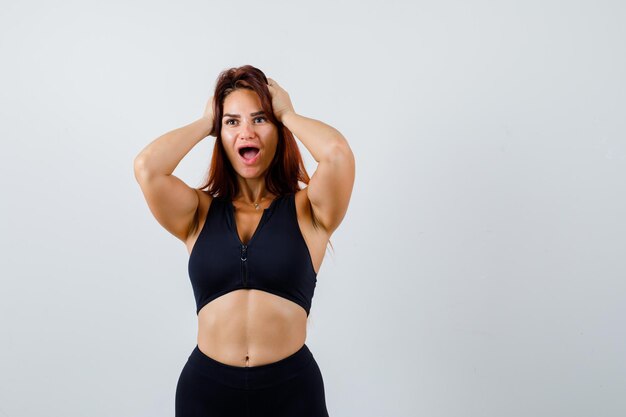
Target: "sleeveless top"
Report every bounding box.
[188,193,318,317]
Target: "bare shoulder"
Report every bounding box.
[294,187,332,274]
[294,187,331,237]
[184,190,214,254]
[197,189,214,206]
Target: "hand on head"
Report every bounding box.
[203,95,215,123]
[266,78,295,123]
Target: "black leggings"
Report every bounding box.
[175,343,330,417]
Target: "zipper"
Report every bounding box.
[229,197,280,288]
[240,244,248,286]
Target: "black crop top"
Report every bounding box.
[188,193,318,317]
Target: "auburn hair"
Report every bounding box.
[189,65,332,254]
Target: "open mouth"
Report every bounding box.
[238,147,260,163]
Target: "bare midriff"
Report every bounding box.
[185,189,326,368]
[196,290,308,367]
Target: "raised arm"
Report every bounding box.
[267,78,355,235]
[133,99,215,242]
[282,111,355,235]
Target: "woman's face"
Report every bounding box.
[221,89,278,179]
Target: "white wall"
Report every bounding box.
[1,0,624,416]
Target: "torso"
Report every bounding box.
[184,188,330,367]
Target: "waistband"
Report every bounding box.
[186,343,314,390]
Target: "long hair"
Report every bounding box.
[201,65,308,200]
[190,65,333,255]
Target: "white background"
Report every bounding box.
[1,0,625,416]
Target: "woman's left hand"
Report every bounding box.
[267,78,295,123]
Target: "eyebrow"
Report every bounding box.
[222,110,266,118]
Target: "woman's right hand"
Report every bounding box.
[202,95,216,135]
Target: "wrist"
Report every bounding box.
[197,116,214,136]
[280,110,296,125]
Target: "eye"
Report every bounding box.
[224,116,266,126]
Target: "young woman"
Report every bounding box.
[133,65,355,416]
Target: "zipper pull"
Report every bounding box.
[241,244,249,286]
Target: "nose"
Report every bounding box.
[239,119,256,139]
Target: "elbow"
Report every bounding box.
[323,140,354,164]
[133,155,154,182]
[133,155,146,172]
